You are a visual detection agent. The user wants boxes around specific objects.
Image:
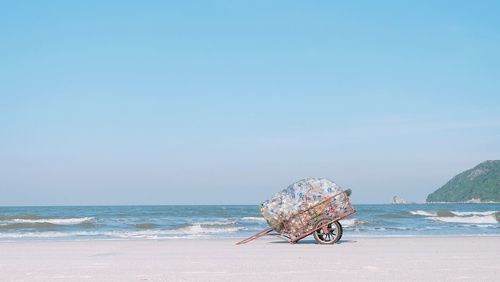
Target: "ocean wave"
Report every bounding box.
[0,231,82,239]
[429,215,498,224]
[450,211,498,216]
[409,210,456,217]
[381,213,408,219]
[4,217,95,225]
[133,223,159,229]
[0,223,244,239]
[113,223,244,238]
[409,210,437,217]
[409,210,499,218]
[241,217,267,223]
[174,224,243,235]
[340,218,367,228]
[469,224,496,228]
[194,220,237,226]
[0,222,59,230]
[0,214,44,221]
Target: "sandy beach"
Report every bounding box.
[1,236,499,281]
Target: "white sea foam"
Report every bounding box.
[241,217,266,223]
[101,224,244,238]
[6,217,95,225]
[409,210,437,217]
[472,224,496,228]
[450,211,498,216]
[0,231,93,239]
[341,218,366,227]
[193,220,237,226]
[174,224,243,235]
[0,224,244,239]
[429,215,498,224]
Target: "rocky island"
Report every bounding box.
[427,160,500,203]
[391,195,408,204]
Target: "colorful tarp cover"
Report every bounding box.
[260,178,343,232]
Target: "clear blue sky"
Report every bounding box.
[1,1,499,205]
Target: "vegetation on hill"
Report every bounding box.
[426,160,500,202]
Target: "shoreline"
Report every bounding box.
[1,233,500,244]
[2,236,499,281]
[1,233,500,242]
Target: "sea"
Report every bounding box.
[0,204,499,241]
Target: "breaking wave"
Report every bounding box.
[0,217,97,230]
[0,223,244,240]
[1,205,499,241]
[409,210,437,217]
[409,210,499,224]
[429,215,498,224]
[1,217,95,225]
[341,218,367,228]
[410,210,498,217]
[450,211,498,216]
[15,217,95,225]
[194,220,237,226]
[174,224,243,235]
[241,217,267,223]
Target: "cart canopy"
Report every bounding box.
[260,178,344,231]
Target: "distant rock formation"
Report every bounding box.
[427,160,500,203]
[392,195,408,204]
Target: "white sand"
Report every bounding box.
[1,236,499,281]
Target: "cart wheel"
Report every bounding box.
[337,221,343,241]
[313,219,342,244]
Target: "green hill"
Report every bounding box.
[426,160,500,203]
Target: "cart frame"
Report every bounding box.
[237,191,355,245]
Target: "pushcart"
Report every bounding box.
[237,190,355,245]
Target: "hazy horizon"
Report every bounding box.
[1,1,500,205]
